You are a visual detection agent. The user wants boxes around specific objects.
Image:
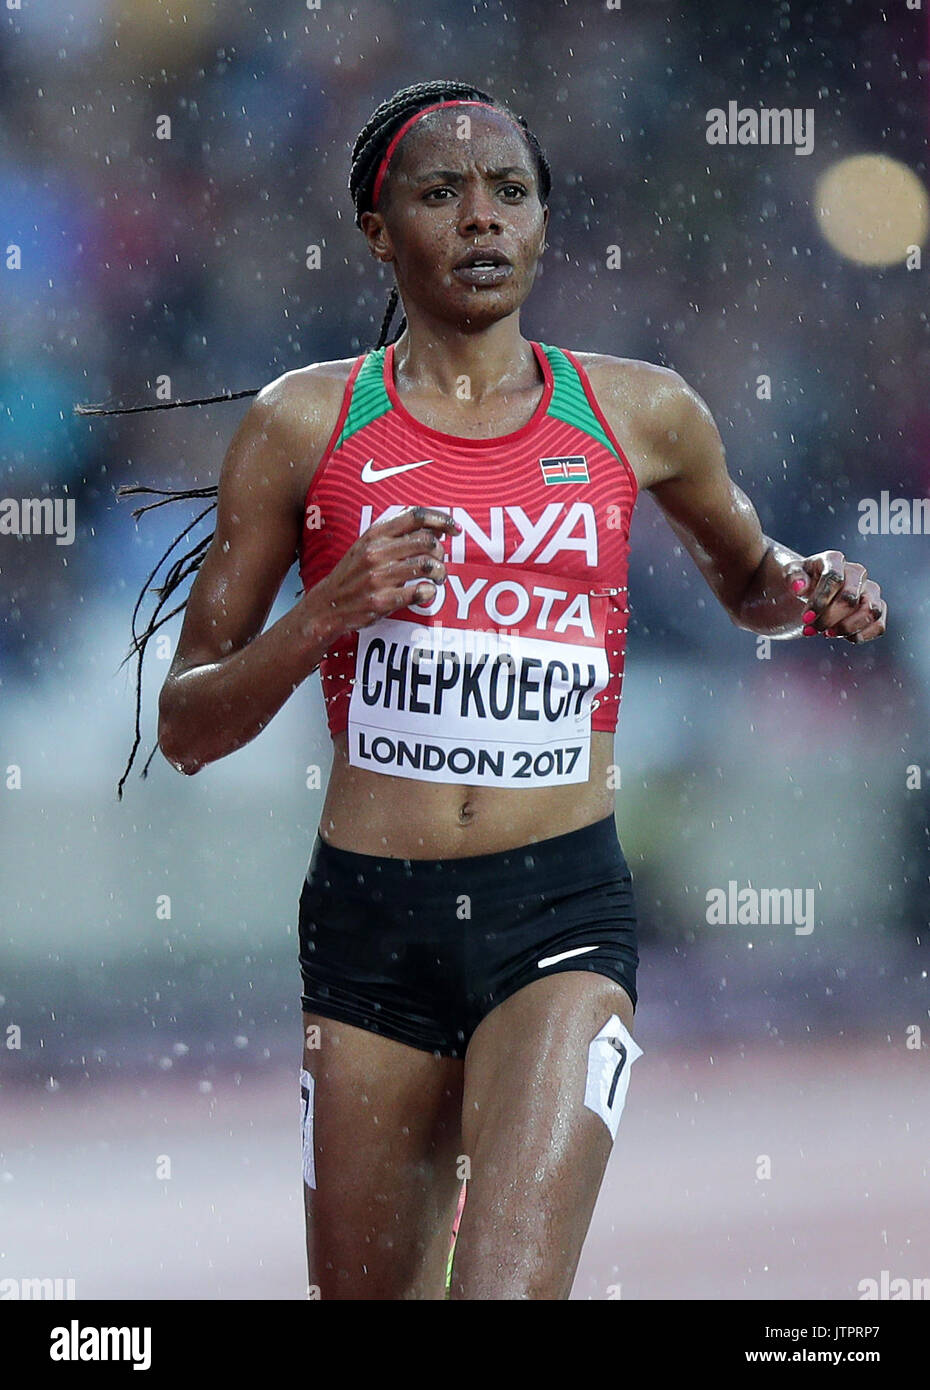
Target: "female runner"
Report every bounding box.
[107,79,886,1299]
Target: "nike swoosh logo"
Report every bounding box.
[360,457,433,482]
[537,945,600,969]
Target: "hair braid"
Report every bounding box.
[81,79,551,796]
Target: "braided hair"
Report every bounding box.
[77,79,551,797]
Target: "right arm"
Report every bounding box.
[157,370,459,775]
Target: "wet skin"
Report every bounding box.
[160,106,886,1298]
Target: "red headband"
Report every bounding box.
[371,99,506,211]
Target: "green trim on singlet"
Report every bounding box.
[333,348,392,450]
[536,342,618,458]
[332,341,618,456]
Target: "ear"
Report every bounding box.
[360,210,395,263]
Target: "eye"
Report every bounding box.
[423,183,528,202]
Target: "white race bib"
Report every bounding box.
[346,560,611,789]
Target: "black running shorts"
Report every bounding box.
[297,812,639,1058]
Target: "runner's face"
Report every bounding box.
[364,109,548,327]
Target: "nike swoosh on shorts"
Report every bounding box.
[537,945,600,969]
[360,457,433,482]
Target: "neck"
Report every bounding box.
[389,314,538,401]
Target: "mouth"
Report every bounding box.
[452,250,514,287]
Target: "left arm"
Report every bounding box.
[633,368,887,642]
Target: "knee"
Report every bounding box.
[450,1263,572,1300]
[449,1222,578,1301]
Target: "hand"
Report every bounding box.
[785,550,887,643]
[315,505,460,636]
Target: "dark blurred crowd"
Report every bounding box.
[2,0,926,676]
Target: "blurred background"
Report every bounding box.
[1,0,928,1300]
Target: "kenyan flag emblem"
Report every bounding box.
[539,455,589,484]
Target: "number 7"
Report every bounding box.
[606,1039,627,1108]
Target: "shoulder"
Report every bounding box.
[233,355,362,513]
[253,355,360,441]
[567,349,701,424]
[562,350,721,490]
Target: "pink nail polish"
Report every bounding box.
[802,610,817,624]
[803,624,816,636]
[826,628,837,637]
[791,578,807,593]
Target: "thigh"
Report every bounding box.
[451,971,637,1300]
[301,1012,464,1300]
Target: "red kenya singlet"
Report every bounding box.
[298,341,639,790]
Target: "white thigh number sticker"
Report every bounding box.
[300,1068,316,1190]
[583,1014,642,1141]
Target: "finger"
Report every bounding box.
[822,592,875,639]
[379,534,450,589]
[375,583,434,617]
[822,580,881,638]
[394,505,461,536]
[804,550,847,616]
[812,563,868,631]
[839,594,884,642]
[844,596,887,644]
[407,550,446,586]
[379,527,446,558]
[786,560,815,598]
[393,548,447,601]
[405,578,438,606]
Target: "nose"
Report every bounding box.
[457,183,503,237]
